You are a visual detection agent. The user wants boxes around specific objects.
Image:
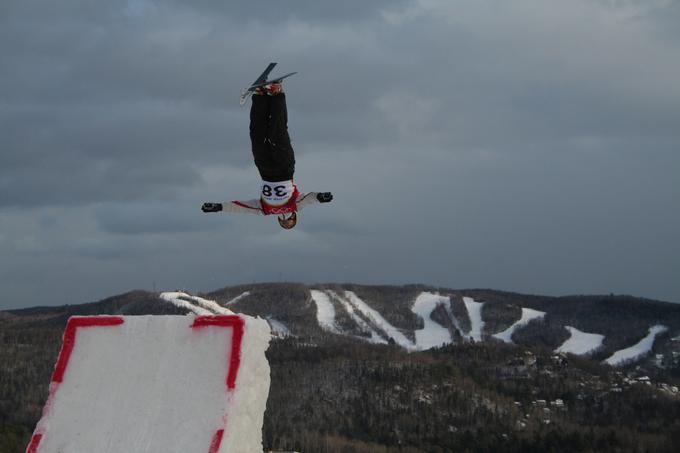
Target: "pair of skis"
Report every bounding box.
[239,62,297,106]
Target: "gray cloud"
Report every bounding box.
[1,0,679,308]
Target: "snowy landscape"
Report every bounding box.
[160,289,672,367]
[604,325,669,366]
[3,284,680,453]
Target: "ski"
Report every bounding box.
[239,64,298,106]
[247,72,298,90]
[239,62,277,106]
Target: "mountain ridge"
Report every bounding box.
[4,283,680,367]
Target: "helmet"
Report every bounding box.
[277,212,297,229]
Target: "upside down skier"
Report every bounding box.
[201,81,333,229]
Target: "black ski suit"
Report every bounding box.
[250,93,295,182]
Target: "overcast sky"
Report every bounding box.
[1,0,679,309]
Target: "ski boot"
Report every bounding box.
[254,82,283,96]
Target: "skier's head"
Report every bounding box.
[277,212,297,230]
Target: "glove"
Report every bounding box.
[201,202,223,213]
[316,192,333,203]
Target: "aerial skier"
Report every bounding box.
[201,65,333,229]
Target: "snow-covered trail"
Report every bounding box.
[161,291,289,340]
[493,308,545,344]
[266,316,291,337]
[411,293,452,350]
[311,290,458,351]
[160,292,233,315]
[343,291,416,350]
[310,290,341,334]
[555,326,604,355]
[225,291,251,306]
[463,297,485,342]
[330,291,387,344]
[604,325,668,366]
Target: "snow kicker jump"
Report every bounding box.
[202,62,333,229]
[27,315,271,453]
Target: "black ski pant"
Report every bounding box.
[250,94,296,182]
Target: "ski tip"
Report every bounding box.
[239,89,248,106]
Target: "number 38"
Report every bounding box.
[262,185,287,197]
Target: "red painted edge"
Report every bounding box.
[191,315,245,390]
[29,315,246,453]
[191,315,245,453]
[207,429,225,453]
[52,316,125,383]
[27,316,125,453]
[25,433,42,453]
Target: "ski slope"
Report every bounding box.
[492,308,546,344]
[604,325,668,366]
[411,292,452,350]
[343,291,415,350]
[463,297,485,342]
[160,292,212,315]
[161,292,234,315]
[310,290,341,334]
[28,315,270,453]
[306,290,667,367]
[309,291,490,350]
[555,326,605,356]
[329,291,387,344]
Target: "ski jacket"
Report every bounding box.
[220,191,323,216]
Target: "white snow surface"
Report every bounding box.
[160,292,212,315]
[555,326,605,356]
[463,297,485,342]
[160,291,234,315]
[310,290,341,334]
[31,315,270,453]
[411,292,452,350]
[343,291,415,350]
[493,308,546,344]
[604,325,669,366]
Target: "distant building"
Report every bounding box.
[551,399,565,409]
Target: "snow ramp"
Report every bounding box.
[27,315,271,453]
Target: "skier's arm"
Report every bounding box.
[296,192,333,211]
[225,200,265,215]
[201,200,264,215]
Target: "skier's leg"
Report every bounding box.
[267,93,295,180]
[250,94,270,144]
[267,93,293,153]
[250,94,271,167]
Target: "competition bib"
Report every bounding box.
[260,180,294,206]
